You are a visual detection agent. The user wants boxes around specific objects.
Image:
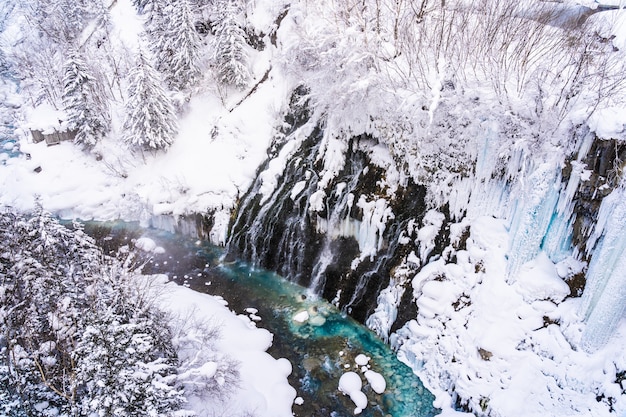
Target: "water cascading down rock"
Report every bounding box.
[227,89,429,323]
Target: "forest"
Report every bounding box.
[1,0,625,416]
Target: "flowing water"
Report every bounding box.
[83,222,438,417]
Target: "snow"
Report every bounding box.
[292,310,309,323]
[108,0,144,52]
[588,107,626,140]
[338,371,368,413]
[354,354,370,366]
[417,210,446,263]
[24,104,68,133]
[363,370,386,394]
[152,275,296,417]
[134,237,165,254]
[514,252,570,303]
[391,216,626,417]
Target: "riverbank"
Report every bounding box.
[149,274,297,417]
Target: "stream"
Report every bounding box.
[83,221,438,417]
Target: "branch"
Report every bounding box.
[33,357,73,401]
[228,66,272,112]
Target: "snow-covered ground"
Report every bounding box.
[1,79,284,244]
[387,216,626,417]
[150,275,296,417]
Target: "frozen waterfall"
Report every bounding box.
[579,184,626,352]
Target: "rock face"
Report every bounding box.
[227,89,429,322]
[227,86,625,350]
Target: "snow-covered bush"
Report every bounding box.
[0,207,238,416]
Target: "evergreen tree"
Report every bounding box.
[153,0,202,91]
[132,0,152,15]
[136,0,167,28]
[122,52,178,152]
[61,52,110,149]
[213,0,250,89]
[73,306,184,417]
[0,208,188,416]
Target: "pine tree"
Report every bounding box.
[0,208,188,416]
[132,0,152,15]
[73,307,184,417]
[155,0,202,91]
[61,52,110,149]
[122,52,178,152]
[213,0,250,89]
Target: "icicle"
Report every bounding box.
[541,212,573,263]
[542,161,590,262]
[579,185,626,352]
[506,164,561,280]
[356,196,395,261]
[461,122,511,221]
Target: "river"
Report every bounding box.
[83,221,439,417]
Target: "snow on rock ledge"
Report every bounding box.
[588,107,626,141]
[391,216,626,417]
[338,371,368,414]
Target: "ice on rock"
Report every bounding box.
[580,184,626,352]
[258,139,301,204]
[308,190,327,213]
[290,180,307,200]
[356,196,394,261]
[366,280,404,342]
[417,210,445,262]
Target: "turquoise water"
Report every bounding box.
[84,223,439,417]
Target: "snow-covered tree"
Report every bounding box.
[213,0,250,89]
[73,307,184,417]
[0,208,190,416]
[6,0,110,107]
[0,205,103,414]
[122,52,178,152]
[61,52,110,149]
[132,0,153,15]
[149,0,202,91]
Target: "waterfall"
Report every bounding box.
[226,91,429,322]
[226,84,626,357]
